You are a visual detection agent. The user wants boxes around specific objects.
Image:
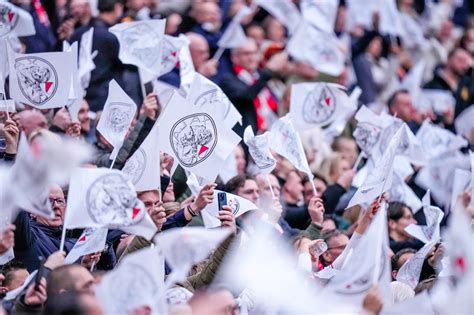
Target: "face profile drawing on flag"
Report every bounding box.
[8,49,74,109]
[110,19,166,76]
[0,2,35,38]
[157,91,241,182]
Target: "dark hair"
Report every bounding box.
[223,175,254,194]
[387,89,410,110]
[302,173,327,186]
[391,248,416,272]
[2,261,27,287]
[321,229,343,244]
[414,277,437,294]
[42,292,90,315]
[331,135,356,152]
[46,265,84,296]
[388,202,411,221]
[98,0,123,13]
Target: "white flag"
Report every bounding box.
[287,20,345,77]
[78,27,96,91]
[346,0,402,36]
[201,190,258,228]
[455,105,474,139]
[316,202,392,313]
[109,19,166,75]
[0,2,35,38]
[158,34,186,77]
[289,82,355,130]
[243,126,276,174]
[470,151,474,207]
[62,41,82,122]
[156,91,241,182]
[64,168,157,240]
[96,79,137,159]
[8,49,74,109]
[255,0,301,35]
[178,34,196,90]
[388,160,422,214]
[396,241,437,289]
[301,0,339,33]
[416,120,468,161]
[122,121,160,192]
[9,134,92,219]
[430,202,474,314]
[450,168,471,214]
[186,73,242,126]
[405,190,444,243]
[417,89,455,115]
[65,227,108,264]
[217,20,247,49]
[270,115,313,180]
[400,60,425,106]
[154,227,231,284]
[218,223,320,314]
[95,247,165,313]
[348,124,407,208]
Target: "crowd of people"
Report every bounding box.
[0,0,474,314]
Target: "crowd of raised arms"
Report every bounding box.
[0,0,473,314]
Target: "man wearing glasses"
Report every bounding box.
[13,184,77,272]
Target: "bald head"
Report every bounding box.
[18,110,48,136]
[186,32,210,69]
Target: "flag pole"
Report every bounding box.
[310,178,318,196]
[352,151,365,171]
[90,261,96,272]
[109,155,118,169]
[266,175,275,199]
[59,226,67,253]
[212,47,225,62]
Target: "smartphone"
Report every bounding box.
[35,256,45,291]
[217,192,227,211]
[144,81,154,95]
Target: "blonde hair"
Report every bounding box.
[318,152,345,185]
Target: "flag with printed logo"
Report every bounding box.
[64,168,157,240]
[157,90,241,182]
[270,115,313,181]
[96,79,137,160]
[201,190,258,228]
[110,19,166,76]
[96,247,165,313]
[122,121,160,192]
[396,241,437,289]
[243,126,276,174]
[290,82,356,131]
[287,20,344,76]
[8,49,74,109]
[65,227,108,264]
[0,2,35,38]
[78,27,96,91]
[405,190,444,243]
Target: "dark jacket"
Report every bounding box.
[389,237,424,253]
[13,212,76,272]
[219,68,274,136]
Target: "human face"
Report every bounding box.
[391,92,418,122]
[138,191,164,213]
[162,182,175,203]
[283,171,303,204]
[304,178,326,203]
[189,36,210,69]
[266,18,285,42]
[237,179,260,204]
[6,269,29,291]
[78,100,90,133]
[232,41,259,72]
[255,174,281,201]
[234,146,246,175]
[322,234,349,265]
[335,138,358,168]
[322,218,336,232]
[448,48,472,77]
[37,185,66,227]
[209,290,240,315]
[19,111,48,136]
[246,25,265,47]
[367,36,383,58]
[71,266,96,294]
[390,207,417,240]
[330,158,350,184]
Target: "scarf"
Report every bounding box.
[233,64,278,130]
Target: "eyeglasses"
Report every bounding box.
[49,198,66,206]
[143,201,162,209]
